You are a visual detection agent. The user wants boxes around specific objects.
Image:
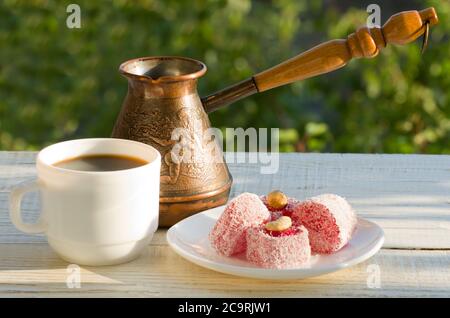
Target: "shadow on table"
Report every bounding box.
[1,244,448,296]
[85,245,450,297]
[0,244,66,271]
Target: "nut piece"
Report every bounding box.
[267,190,288,209]
[265,216,292,232]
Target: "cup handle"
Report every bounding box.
[9,180,46,234]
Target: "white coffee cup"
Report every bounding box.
[9,138,161,266]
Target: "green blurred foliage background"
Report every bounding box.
[0,0,449,153]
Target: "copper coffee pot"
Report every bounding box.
[112,8,438,226]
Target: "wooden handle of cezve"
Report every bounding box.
[202,8,439,113]
[254,7,438,92]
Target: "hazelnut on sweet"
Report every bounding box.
[267,190,288,209]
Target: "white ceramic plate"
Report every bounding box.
[167,206,384,280]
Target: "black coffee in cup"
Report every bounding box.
[53,154,148,171]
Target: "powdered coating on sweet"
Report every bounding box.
[246,225,311,269]
[293,194,357,254]
[209,192,270,256]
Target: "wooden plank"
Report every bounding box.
[0,243,448,297]
[0,152,449,297]
[0,152,449,249]
[0,152,36,192]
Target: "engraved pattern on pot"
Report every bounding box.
[116,96,227,193]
